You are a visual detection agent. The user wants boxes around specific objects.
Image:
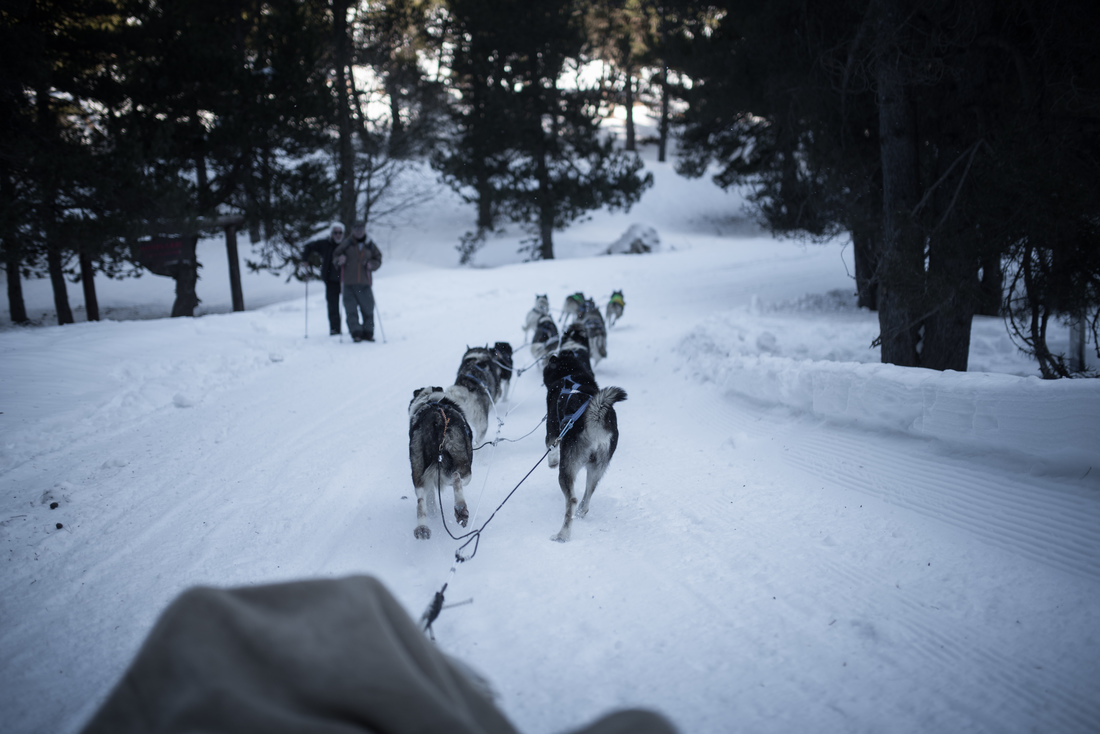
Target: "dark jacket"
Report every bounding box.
[301,235,343,283]
[333,236,383,286]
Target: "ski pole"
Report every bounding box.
[374,299,387,344]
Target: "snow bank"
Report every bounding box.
[683,323,1100,474]
[605,223,661,255]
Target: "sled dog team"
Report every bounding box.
[409,291,627,542]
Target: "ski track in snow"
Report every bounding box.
[699,396,1100,732]
[781,426,1100,583]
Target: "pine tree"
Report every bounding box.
[110,0,335,316]
[1,0,141,325]
[674,0,1099,373]
[584,0,660,153]
[439,0,652,261]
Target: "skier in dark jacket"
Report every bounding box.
[300,223,346,335]
[333,220,383,342]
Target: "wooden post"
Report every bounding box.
[221,215,246,312]
[79,246,100,322]
[1069,317,1086,373]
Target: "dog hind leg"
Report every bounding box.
[452,474,469,527]
[414,481,431,540]
[552,464,578,542]
[576,451,609,518]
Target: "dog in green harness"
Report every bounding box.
[606,290,625,327]
[562,291,586,325]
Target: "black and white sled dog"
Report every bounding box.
[523,294,550,343]
[562,292,586,325]
[580,297,608,366]
[556,322,593,374]
[446,345,507,442]
[529,315,560,369]
[491,341,514,402]
[408,387,473,540]
[543,350,627,542]
[606,290,625,327]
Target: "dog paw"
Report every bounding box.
[551,530,570,543]
[575,505,589,518]
[414,525,431,540]
[454,503,469,527]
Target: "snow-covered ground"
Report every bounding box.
[2,133,1099,734]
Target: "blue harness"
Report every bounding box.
[554,376,591,440]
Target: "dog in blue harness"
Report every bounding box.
[543,349,627,542]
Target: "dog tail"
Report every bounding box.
[588,386,627,425]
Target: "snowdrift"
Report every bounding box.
[685,323,1100,474]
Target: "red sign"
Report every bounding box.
[134,236,184,277]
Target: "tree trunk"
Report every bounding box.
[333,0,357,226]
[977,251,1002,316]
[5,239,29,324]
[1,170,28,324]
[37,82,73,325]
[851,226,879,310]
[874,0,922,367]
[386,76,405,158]
[535,89,554,260]
[1069,317,1086,373]
[536,144,554,260]
[657,6,669,163]
[225,223,244,312]
[79,246,100,321]
[476,172,494,231]
[469,71,494,232]
[171,235,200,317]
[1019,243,1064,379]
[46,243,74,325]
[173,153,209,319]
[624,72,636,152]
[657,64,669,163]
[921,249,975,371]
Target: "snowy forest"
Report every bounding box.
[3,0,1099,376]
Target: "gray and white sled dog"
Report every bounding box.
[408,386,473,540]
[523,294,550,343]
[580,297,608,366]
[605,290,625,327]
[529,315,560,369]
[543,349,626,542]
[446,345,502,443]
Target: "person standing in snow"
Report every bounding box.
[333,220,383,342]
[299,223,346,336]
